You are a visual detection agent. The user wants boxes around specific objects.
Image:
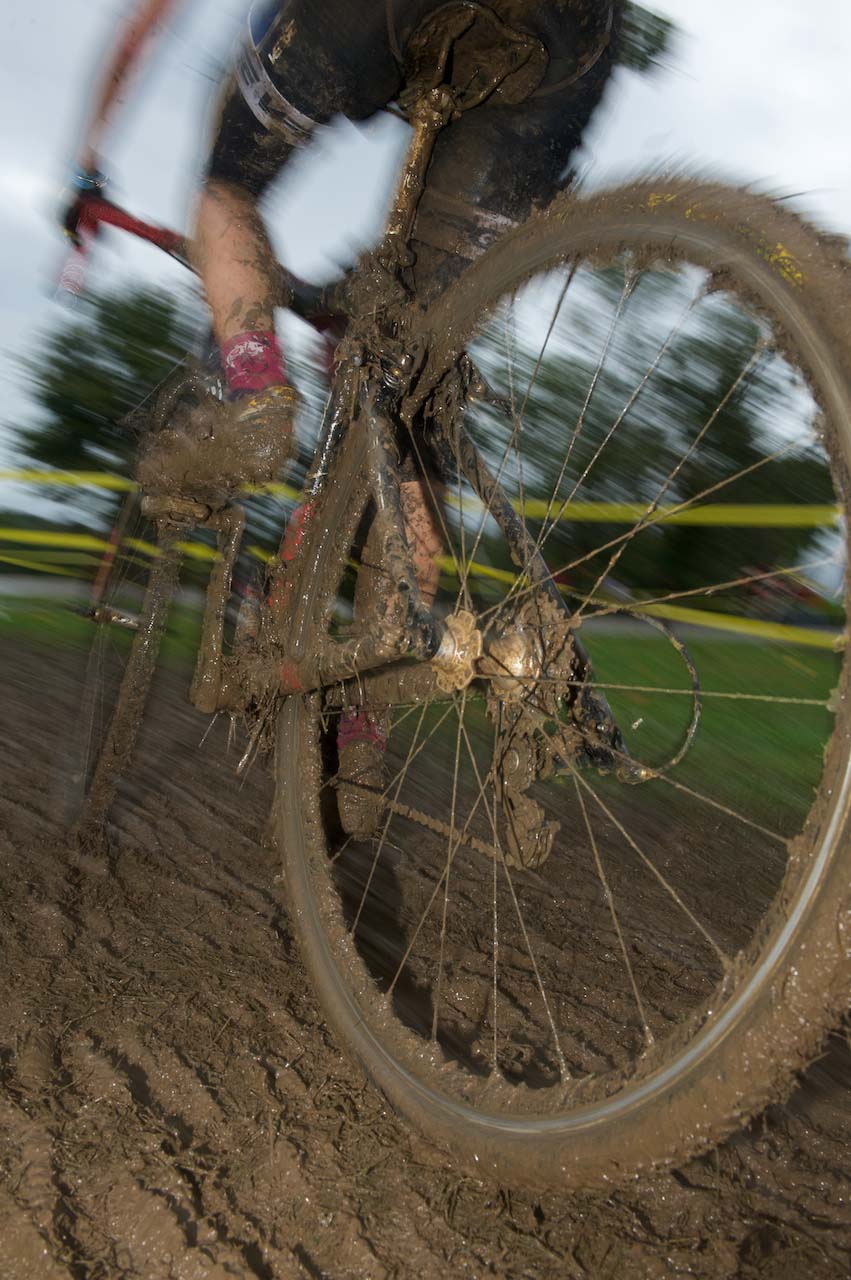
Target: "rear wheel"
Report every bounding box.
[276,181,851,1187]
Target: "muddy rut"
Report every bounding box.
[2,636,850,1279]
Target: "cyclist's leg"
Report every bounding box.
[194,82,296,398]
[132,77,303,508]
[191,0,409,398]
[409,1,620,302]
[397,3,621,658]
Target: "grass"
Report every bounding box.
[390,626,839,835]
[582,627,838,831]
[2,590,839,833]
[0,592,202,664]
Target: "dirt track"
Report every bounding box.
[2,636,851,1279]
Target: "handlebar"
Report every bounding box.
[58,193,189,296]
[57,192,336,329]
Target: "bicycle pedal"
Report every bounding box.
[140,494,213,522]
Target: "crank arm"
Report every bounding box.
[74,603,140,631]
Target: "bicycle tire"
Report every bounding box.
[70,504,183,837]
[275,180,851,1187]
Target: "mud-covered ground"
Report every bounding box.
[2,636,851,1280]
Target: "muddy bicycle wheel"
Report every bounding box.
[276,181,851,1187]
[68,492,183,834]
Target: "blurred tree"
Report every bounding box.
[617,1,677,73]
[8,284,331,575]
[14,287,202,476]
[466,266,835,609]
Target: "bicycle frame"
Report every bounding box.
[181,83,579,720]
[188,78,618,755]
[190,88,460,715]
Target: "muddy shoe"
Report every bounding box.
[336,709,388,838]
[136,383,297,506]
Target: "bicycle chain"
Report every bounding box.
[387,799,498,861]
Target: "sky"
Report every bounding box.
[1,0,850,512]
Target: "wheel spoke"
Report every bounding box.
[432,691,467,1041]
[508,675,827,708]
[580,555,839,622]
[570,766,729,968]
[572,337,769,624]
[456,709,569,1082]
[494,266,638,619]
[657,774,787,843]
[477,436,800,628]
[518,262,576,422]
[385,759,495,998]
[511,692,734,965]
[349,701,433,939]
[502,306,527,541]
[333,698,455,869]
[491,721,500,1073]
[454,284,587,608]
[575,777,654,1047]
[533,285,700,568]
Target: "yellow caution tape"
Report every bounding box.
[1,507,842,650]
[435,558,838,649]
[123,536,158,557]
[436,555,516,586]
[0,469,136,492]
[0,527,114,552]
[641,603,839,650]
[1,549,99,564]
[0,553,82,577]
[175,541,220,562]
[0,471,842,527]
[444,490,841,527]
[514,501,841,527]
[0,469,301,501]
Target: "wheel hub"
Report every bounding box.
[431,610,483,692]
[479,627,544,702]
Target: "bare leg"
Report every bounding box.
[190,179,281,348]
[138,177,294,503]
[400,476,443,606]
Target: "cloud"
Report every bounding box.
[584,0,850,232]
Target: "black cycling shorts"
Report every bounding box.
[208,0,618,285]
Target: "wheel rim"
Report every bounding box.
[294,227,850,1128]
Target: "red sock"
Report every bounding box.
[221,329,287,395]
[337,709,387,751]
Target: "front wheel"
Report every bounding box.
[69,498,183,837]
[276,181,851,1187]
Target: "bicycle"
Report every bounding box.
[67,8,851,1189]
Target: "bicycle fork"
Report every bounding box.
[75,497,248,835]
[74,520,184,839]
[187,504,245,714]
